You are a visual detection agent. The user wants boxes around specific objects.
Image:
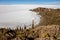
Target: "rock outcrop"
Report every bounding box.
[34,25,60,40]
[30,7,60,26]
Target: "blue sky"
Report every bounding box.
[0,0,60,5]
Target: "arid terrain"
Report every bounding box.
[0,7,60,40]
[30,7,60,25]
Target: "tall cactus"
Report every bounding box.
[32,19,34,29]
[19,27,21,31]
[16,27,19,31]
[24,25,26,29]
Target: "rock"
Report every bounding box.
[30,7,60,26]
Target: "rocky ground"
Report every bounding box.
[0,25,60,40]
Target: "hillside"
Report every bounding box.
[30,7,60,25]
[0,25,60,40]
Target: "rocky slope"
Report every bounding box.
[0,25,60,40]
[34,25,60,40]
[30,7,60,26]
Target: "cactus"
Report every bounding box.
[19,27,21,31]
[32,20,34,29]
[24,25,26,29]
